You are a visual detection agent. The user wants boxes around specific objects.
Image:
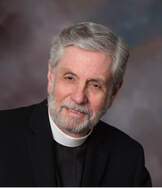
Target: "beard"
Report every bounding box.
[48,93,108,135]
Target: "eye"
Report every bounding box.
[64,75,74,80]
[65,76,73,80]
[93,83,100,88]
[89,81,102,90]
[64,75,75,82]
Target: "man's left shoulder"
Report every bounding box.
[90,121,152,186]
[93,120,144,153]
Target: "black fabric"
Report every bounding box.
[55,141,87,186]
[0,100,152,186]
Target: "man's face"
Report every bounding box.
[48,46,117,137]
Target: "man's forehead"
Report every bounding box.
[62,45,109,57]
[57,46,112,66]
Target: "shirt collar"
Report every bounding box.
[48,110,92,147]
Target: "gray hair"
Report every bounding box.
[49,22,129,90]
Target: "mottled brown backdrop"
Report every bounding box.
[0,0,162,186]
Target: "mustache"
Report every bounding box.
[60,101,92,117]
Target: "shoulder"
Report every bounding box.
[91,121,151,186]
[92,120,144,154]
[0,100,47,132]
[0,103,34,125]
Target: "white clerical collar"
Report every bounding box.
[48,111,93,147]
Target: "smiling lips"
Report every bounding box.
[64,107,87,118]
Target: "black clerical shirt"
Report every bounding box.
[54,141,87,187]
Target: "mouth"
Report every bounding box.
[64,107,87,118]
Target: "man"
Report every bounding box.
[0,22,151,186]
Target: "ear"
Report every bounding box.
[47,62,54,94]
[108,81,123,108]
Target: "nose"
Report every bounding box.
[71,85,88,104]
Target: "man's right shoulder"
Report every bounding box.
[0,100,46,131]
[0,103,34,122]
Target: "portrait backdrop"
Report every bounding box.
[0,0,161,186]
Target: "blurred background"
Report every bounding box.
[0,0,161,186]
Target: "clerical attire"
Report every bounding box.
[48,110,91,186]
[0,100,152,186]
[55,141,87,186]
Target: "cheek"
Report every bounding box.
[52,81,72,103]
[89,94,107,114]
